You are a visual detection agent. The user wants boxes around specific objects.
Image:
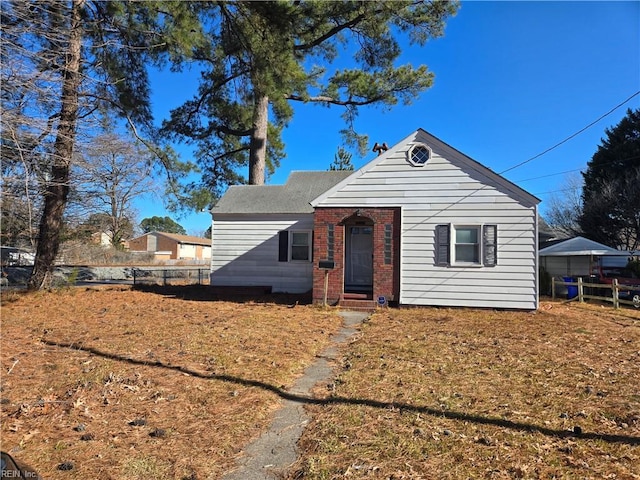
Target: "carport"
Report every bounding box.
[539,236,630,278]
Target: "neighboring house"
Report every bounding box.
[128,231,211,261]
[211,128,541,309]
[539,236,631,278]
[90,230,130,249]
[1,246,35,266]
[91,231,111,247]
[537,217,557,244]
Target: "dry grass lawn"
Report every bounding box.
[289,301,640,480]
[0,285,343,479]
[2,287,640,480]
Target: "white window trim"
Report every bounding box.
[451,224,482,267]
[289,230,312,262]
[407,143,432,167]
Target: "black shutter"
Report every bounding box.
[435,224,450,266]
[278,231,288,262]
[311,230,315,262]
[483,224,497,267]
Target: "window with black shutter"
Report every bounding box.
[278,230,312,262]
[435,224,497,267]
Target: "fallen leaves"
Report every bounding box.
[1,286,343,479]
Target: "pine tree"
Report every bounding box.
[1,1,203,289]
[579,108,640,250]
[329,147,355,171]
[162,1,459,187]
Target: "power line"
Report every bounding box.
[514,154,640,183]
[514,167,584,183]
[533,186,581,196]
[499,90,640,175]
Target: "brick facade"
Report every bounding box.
[313,207,400,306]
[127,236,149,253]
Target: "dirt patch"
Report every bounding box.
[289,301,640,479]
[0,286,343,479]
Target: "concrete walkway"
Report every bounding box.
[219,310,368,480]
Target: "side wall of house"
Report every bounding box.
[315,131,538,309]
[128,235,150,252]
[177,243,197,260]
[210,214,314,293]
[156,235,179,259]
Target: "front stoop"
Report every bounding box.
[339,293,377,311]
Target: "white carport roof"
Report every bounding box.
[539,236,630,256]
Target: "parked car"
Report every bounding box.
[593,267,640,307]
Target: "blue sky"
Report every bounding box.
[143,1,640,236]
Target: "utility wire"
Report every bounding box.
[499,90,640,175]
[515,167,584,183]
[533,186,581,196]
[514,154,640,183]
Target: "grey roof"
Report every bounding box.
[539,236,629,256]
[537,217,556,241]
[212,171,353,214]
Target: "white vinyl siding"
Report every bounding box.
[313,130,538,309]
[211,214,314,293]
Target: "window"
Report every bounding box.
[408,143,432,167]
[278,230,312,262]
[384,224,392,265]
[291,231,311,261]
[455,226,480,264]
[327,224,334,261]
[435,224,497,267]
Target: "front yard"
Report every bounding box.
[1,287,639,479]
[0,286,342,479]
[289,302,640,479]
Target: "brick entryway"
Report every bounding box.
[312,207,400,308]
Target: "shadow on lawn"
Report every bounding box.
[132,283,313,306]
[41,338,640,447]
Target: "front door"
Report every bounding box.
[345,226,373,292]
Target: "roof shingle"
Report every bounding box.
[211,171,353,214]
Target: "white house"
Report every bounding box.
[211,128,540,309]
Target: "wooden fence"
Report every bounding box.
[552,277,640,309]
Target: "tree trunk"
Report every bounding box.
[28,0,84,290]
[248,93,269,185]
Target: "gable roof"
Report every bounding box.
[212,171,352,214]
[311,128,540,208]
[154,232,211,246]
[132,231,210,246]
[538,236,628,256]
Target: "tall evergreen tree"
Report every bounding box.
[579,108,640,250]
[1,1,202,289]
[162,1,458,189]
